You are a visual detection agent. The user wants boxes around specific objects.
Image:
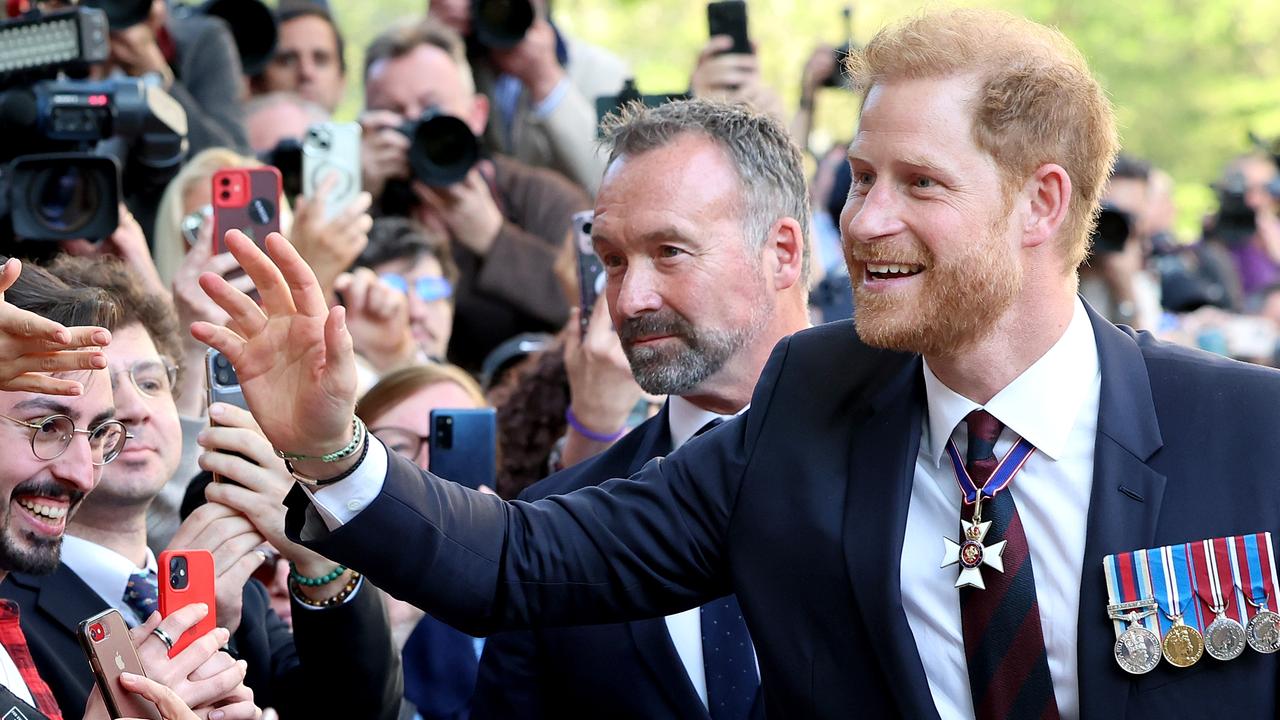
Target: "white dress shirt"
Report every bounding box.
[901,298,1100,720]
[61,535,158,626]
[0,643,34,709]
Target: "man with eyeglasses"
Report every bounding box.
[1,257,403,720]
[0,258,258,720]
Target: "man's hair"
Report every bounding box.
[846,9,1119,271]
[276,4,347,75]
[45,256,182,364]
[599,98,812,281]
[2,257,120,330]
[363,18,474,95]
[1111,154,1152,183]
[242,91,330,124]
[355,217,460,288]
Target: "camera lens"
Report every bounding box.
[220,176,231,186]
[216,370,233,385]
[29,165,101,234]
[169,556,189,589]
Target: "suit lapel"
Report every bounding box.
[1076,309,1166,720]
[627,616,711,719]
[626,403,673,476]
[843,356,941,720]
[13,565,108,637]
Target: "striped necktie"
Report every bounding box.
[959,410,1060,720]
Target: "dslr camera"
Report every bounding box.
[380,109,480,216]
[0,6,187,246]
[1212,168,1280,249]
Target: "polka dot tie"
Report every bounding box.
[123,569,160,625]
[700,594,758,720]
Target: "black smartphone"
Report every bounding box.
[707,0,752,55]
[427,408,496,491]
[572,210,604,337]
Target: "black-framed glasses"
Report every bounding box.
[381,273,454,303]
[0,413,132,465]
[371,426,429,462]
[109,359,178,399]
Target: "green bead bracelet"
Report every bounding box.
[289,562,348,587]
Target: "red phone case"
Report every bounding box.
[211,166,282,254]
[157,549,216,658]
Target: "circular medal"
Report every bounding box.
[959,540,984,569]
[1162,623,1204,667]
[1246,609,1280,654]
[1113,625,1162,674]
[1203,615,1247,661]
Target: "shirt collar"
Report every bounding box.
[60,535,157,607]
[922,297,1099,466]
[666,395,746,450]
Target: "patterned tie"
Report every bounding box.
[959,410,1060,720]
[123,569,160,625]
[700,594,758,720]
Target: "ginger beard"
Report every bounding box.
[849,208,1022,358]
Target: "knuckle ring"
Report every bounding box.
[151,626,175,651]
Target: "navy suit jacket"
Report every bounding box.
[286,308,1280,718]
[473,405,762,720]
[0,563,403,720]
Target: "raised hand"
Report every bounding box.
[0,257,110,395]
[190,230,359,476]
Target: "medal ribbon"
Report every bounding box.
[1150,544,1203,634]
[1104,549,1158,638]
[1188,538,1240,622]
[944,436,1035,505]
[1238,533,1280,618]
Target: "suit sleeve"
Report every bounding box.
[171,20,250,154]
[470,629,545,720]
[284,335,793,636]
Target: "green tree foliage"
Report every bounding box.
[331,0,1279,233]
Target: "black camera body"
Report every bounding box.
[1213,170,1280,249]
[400,110,481,188]
[470,0,534,50]
[1089,203,1133,255]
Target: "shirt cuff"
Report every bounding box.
[299,436,389,530]
[531,76,571,119]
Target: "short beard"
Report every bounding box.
[0,479,85,576]
[619,300,771,396]
[851,212,1022,357]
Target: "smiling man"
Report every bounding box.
[201,9,1280,719]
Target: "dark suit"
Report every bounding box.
[1,563,403,720]
[286,307,1280,718]
[473,405,761,719]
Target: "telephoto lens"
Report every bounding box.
[470,0,534,50]
[401,111,481,188]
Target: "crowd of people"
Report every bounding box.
[0,0,1277,718]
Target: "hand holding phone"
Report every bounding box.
[79,609,163,720]
[157,550,216,658]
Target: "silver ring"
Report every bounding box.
[151,626,175,651]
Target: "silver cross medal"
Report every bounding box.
[940,497,1006,590]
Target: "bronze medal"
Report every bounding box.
[1162,621,1204,667]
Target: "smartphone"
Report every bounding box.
[204,348,250,484]
[427,408,496,491]
[157,550,216,658]
[572,211,604,337]
[78,609,163,720]
[302,121,362,221]
[707,1,752,55]
[212,166,283,255]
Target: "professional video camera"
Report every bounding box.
[0,6,188,245]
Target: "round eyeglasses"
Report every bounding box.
[371,426,429,463]
[0,413,132,466]
[109,359,178,399]
[380,273,454,303]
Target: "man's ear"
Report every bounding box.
[1021,163,1072,249]
[764,217,805,292]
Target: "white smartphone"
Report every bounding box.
[302,121,362,221]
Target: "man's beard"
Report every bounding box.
[618,300,771,396]
[0,479,86,576]
[849,212,1022,357]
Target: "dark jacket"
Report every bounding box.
[286,308,1280,718]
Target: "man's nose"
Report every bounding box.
[49,436,97,495]
[843,181,907,245]
[613,266,663,318]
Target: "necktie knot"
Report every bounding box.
[963,409,1004,471]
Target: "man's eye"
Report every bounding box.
[601,254,624,269]
[658,246,682,259]
[913,176,938,189]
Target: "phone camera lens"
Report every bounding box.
[583,221,592,234]
[220,176,231,186]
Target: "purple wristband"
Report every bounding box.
[565,406,627,443]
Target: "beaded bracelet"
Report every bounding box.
[284,429,370,487]
[275,417,366,463]
[291,571,362,608]
[289,562,348,587]
[565,406,626,443]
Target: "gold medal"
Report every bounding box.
[1161,619,1204,667]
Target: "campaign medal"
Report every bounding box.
[1189,539,1246,661]
[1161,615,1204,668]
[1245,596,1280,654]
[939,437,1034,591]
[1107,600,1161,675]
